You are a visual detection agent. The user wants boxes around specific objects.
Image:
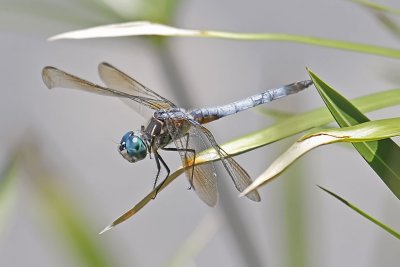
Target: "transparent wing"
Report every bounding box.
[164,118,218,207]
[98,62,177,116]
[197,125,261,202]
[42,66,173,113]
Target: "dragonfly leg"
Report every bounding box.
[148,136,156,160]
[153,152,161,189]
[162,145,196,190]
[183,133,195,189]
[152,151,170,199]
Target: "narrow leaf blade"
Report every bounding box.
[349,0,400,16]
[308,69,400,199]
[318,185,400,239]
[240,118,400,196]
[48,21,400,59]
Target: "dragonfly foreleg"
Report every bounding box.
[162,145,196,190]
[152,151,170,199]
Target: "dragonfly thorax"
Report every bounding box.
[118,131,148,163]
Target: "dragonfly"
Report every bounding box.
[42,62,312,206]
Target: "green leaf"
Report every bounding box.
[100,88,400,232]
[36,182,113,267]
[349,0,400,16]
[318,185,400,239]
[240,118,400,196]
[19,142,114,267]
[373,12,400,39]
[349,0,400,38]
[308,69,400,199]
[48,21,400,59]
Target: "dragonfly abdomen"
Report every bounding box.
[191,80,312,124]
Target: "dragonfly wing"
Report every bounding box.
[164,118,218,206]
[42,66,124,97]
[197,125,261,202]
[42,66,170,112]
[98,62,176,116]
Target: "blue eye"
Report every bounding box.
[119,131,147,162]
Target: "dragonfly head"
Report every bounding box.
[118,131,148,163]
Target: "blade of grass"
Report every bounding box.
[318,185,400,239]
[349,0,400,38]
[100,88,400,232]
[349,0,400,16]
[48,21,400,59]
[19,142,114,267]
[36,182,114,267]
[240,118,400,196]
[373,12,400,39]
[308,69,400,200]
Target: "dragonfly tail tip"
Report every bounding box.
[305,79,313,88]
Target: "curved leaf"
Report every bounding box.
[48,21,400,59]
[309,69,400,199]
[240,118,400,196]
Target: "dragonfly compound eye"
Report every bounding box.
[118,131,147,163]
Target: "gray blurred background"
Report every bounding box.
[1,0,400,266]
